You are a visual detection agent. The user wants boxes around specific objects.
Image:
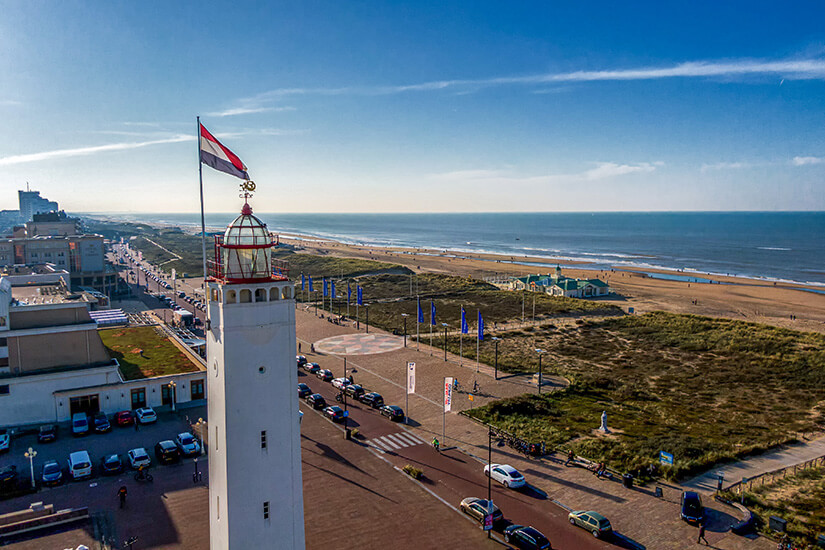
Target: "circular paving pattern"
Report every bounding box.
[314,333,404,355]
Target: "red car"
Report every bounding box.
[115,410,134,426]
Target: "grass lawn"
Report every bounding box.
[99,326,200,379]
[465,312,825,480]
[724,465,825,547]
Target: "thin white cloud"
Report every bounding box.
[584,162,658,180]
[0,100,22,106]
[0,135,193,166]
[206,106,296,117]
[792,156,824,166]
[700,161,753,172]
[429,162,661,185]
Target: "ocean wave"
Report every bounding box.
[757,246,792,251]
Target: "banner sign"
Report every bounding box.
[407,362,416,394]
[444,377,453,412]
[659,451,674,465]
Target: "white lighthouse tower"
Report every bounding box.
[206,199,305,549]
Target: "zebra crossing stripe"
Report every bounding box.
[371,438,391,451]
[385,434,409,448]
[403,431,426,444]
[379,436,401,450]
[394,433,421,446]
[370,443,386,454]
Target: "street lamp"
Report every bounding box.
[401,313,409,348]
[365,304,370,334]
[535,348,545,394]
[168,380,177,412]
[441,323,449,361]
[343,356,350,439]
[491,337,501,380]
[24,447,37,489]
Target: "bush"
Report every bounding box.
[402,464,423,480]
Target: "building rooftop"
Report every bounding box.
[10,284,95,306]
[99,326,203,380]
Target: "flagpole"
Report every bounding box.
[196,116,208,311]
[416,295,420,351]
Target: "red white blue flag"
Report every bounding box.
[199,123,249,180]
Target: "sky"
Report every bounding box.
[1,1,825,213]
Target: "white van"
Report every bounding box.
[71,413,89,436]
[68,450,92,480]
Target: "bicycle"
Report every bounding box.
[134,470,153,483]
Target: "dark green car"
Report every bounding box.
[568,510,612,538]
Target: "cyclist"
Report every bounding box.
[432,437,440,452]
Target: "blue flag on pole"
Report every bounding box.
[308,276,314,293]
[461,306,468,334]
[331,280,336,298]
[417,297,424,323]
[357,285,363,306]
[301,273,305,291]
[477,310,484,341]
[348,282,352,302]
[431,301,436,326]
[323,277,328,297]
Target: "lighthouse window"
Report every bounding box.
[240,289,252,303]
[255,288,266,302]
[263,501,270,520]
[225,289,236,303]
[282,286,291,300]
[270,287,279,300]
[261,430,267,449]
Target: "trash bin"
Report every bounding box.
[345,429,352,440]
[622,473,633,488]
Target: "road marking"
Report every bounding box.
[394,432,422,446]
[379,436,401,450]
[402,431,426,444]
[385,434,410,448]
[371,439,391,452]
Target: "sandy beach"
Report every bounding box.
[281,236,825,335]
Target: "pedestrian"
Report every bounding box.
[118,486,128,508]
[134,417,139,432]
[565,449,574,466]
[347,374,354,385]
[310,343,315,353]
[696,522,707,545]
[298,342,302,353]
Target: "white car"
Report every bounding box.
[331,378,352,390]
[175,432,201,456]
[135,407,157,424]
[484,463,526,489]
[0,430,9,452]
[128,447,152,469]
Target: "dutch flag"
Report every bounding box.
[199,123,249,180]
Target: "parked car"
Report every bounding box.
[93,413,112,433]
[568,511,612,538]
[323,406,346,423]
[306,393,327,410]
[296,355,308,367]
[175,432,201,456]
[128,448,152,469]
[379,405,405,422]
[298,383,312,398]
[359,392,384,408]
[68,450,93,480]
[0,465,18,489]
[680,491,705,525]
[503,525,552,549]
[114,410,134,426]
[37,424,57,443]
[484,463,526,489]
[100,454,124,475]
[344,384,365,399]
[71,413,90,436]
[316,369,334,382]
[0,429,10,452]
[459,497,503,524]
[135,407,157,424]
[41,460,63,486]
[155,440,181,464]
[303,362,321,375]
[331,378,351,390]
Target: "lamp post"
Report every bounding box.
[168,380,177,412]
[197,417,206,456]
[401,313,409,348]
[365,304,370,334]
[193,457,199,484]
[442,323,449,361]
[487,425,492,539]
[24,447,37,489]
[535,348,545,394]
[343,356,350,439]
[491,337,501,380]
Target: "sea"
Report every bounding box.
[89,212,825,287]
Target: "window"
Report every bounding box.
[0,385,8,395]
[240,289,251,303]
[130,388,146,408]
[261,430,267,449]
[0,358,8,367]
[255,288,266,302]
[191,379,205,400]
[263,501,270,520]
[0,338,6,346]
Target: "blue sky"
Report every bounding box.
[1,1,824,213]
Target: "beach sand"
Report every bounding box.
[282,236,825,335]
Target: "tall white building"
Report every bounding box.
[206,202,305,550]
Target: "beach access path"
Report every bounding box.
[683,435,825,495]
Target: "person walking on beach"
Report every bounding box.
[697,522,708,545]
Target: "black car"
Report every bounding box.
[344,384,365,399]
[379,405,405,422]
[306,393,327,410]
[93,413,112,433]
[38,424,58,443]
[680,491,704,524]
[303,362,321,375]
[503,525,551,550]
[323,406,346,423]
[296,355,307,367]
[0,465,17,491]
[359,392,384,408]
[101,454,124,475]
[154,440,181,464]
[298,383,312,398]
[316,369,334,382]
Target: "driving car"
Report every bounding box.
[175,432,201,456]
[344,384,365,399]
[38,424,57,443]
[93,413,112,433]
[155,440,181,464]
[459,497,503,524]
[680,491,705,525]
[323,406,346,423]
[315,369,334,382]
[298,383,312,398]
[114,410,134,426]
[296,355,307,367]
[128,448,152,469]
[306,393,327,410]
[135,407,158,424]
[100,454,124,475]
[484,463,526,489]
[0,429,10,452]
[359,392,384,408]
[379,405,405,422]
[568,511,612,538]
[503,525,552,549]
[331,378,352,390]
[302,362,321,375]
[41,460,63,486]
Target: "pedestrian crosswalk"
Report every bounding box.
[367,431,427,453]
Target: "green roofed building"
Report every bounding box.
[510,266,610,298]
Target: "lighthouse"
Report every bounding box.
[206,199,305,549]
